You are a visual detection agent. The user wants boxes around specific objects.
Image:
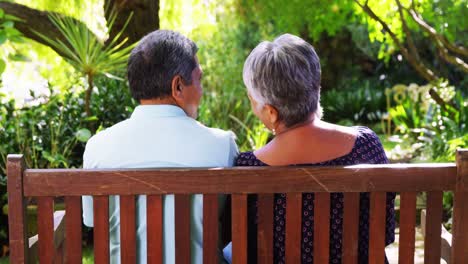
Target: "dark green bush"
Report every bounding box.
[0,76,135,251]
[321,81,386,126]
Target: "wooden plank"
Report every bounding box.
[65,196,82,264]
[285,193,302,263]
[451,190,468,263]
[37,196,54,264]
[257,194,274,264]
[175,194,191,264]
[231,194,247,264]
[147,195,163,264]
[24,164,457,196]
[368,192,386,263]
[120,195,136,264]
[452,149,468,263]
[6,155,28,263]
[314,193,330,264]
[342,193,359,264]
[93,196,110,264]
[398,192,416,264]
[28,211,66,264]
[203,194,219,264]
[424,191,443,264]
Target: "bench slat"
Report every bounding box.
[286,193,302,263]
[424,191,443,264]
[257,194,274,264]
[175,194,191,264]
[37,197,54,264]
[314,193,330,263]
[23,164,457,196]
[342,193,359,264]
[203,194,219,264]
[93,196,110,264]
[369,192,386,263]
[120,195,136,263]
[147,195,163,264]
[65,196,82,264]
[398,192,416,264]
[232,194,247,264]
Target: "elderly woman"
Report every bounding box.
[224,34,395,263]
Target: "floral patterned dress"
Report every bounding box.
[235,126,396,264]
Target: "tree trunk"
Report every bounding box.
[105,0,160,45]
[0,0,160,52]
[85,73,94,118]
[0,2,88,59]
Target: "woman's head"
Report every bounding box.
[243,34,321,129]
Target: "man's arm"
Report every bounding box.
[219,132,239,262]
[82,137,97,227]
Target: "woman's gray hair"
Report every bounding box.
[243,34,322,127]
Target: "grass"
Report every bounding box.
[0,246,93,263]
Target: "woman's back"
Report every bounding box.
[236,126,396,263]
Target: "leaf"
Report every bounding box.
[0,9,4,19]
[0,59,5,75]
[75,128,92,142]
[2,21,14,28]
[4,14,23,22]
[0,31,6,45]
[8,53,29,62]
[4,27,21,37]
[84,116,98,122]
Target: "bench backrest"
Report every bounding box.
[7,150,468,264]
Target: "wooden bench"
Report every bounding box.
[7,149,468,263]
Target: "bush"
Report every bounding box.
[321,81,386,126]
[0,76,136,252]
[386,81,467,162]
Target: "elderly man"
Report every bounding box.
[82,30,238,263]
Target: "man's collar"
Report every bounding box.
[130,105,188,119]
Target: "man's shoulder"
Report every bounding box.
[191,121,236,141]
[85,119,131,148]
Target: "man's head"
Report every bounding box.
[127,30,203,118]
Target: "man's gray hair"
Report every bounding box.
[243,34,322,127]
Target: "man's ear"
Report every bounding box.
[171,75,184,101]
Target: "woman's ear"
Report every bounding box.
[264,104,279,128]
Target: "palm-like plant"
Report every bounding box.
[34,8,136,118]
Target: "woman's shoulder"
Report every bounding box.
[353,126,382,145]
[235,151,268,166]
[351,126,388,164]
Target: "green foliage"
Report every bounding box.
[0,76,135,249]
[387,81,467,162]
[34,11,133,78]
[0,8,24,75]
[321,81,386,125]
[238,0,355,41]
[33,8,135,117]
[355,0,468,61]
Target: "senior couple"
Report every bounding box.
[82,30,395,263]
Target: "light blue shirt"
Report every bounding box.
[82,105,238,263]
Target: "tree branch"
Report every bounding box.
[0,2,97,60]
[407,8,467,57]
[354,0,457,111]
[395,0,420,61]
[354,0,437,82]
[407,8,468,73]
